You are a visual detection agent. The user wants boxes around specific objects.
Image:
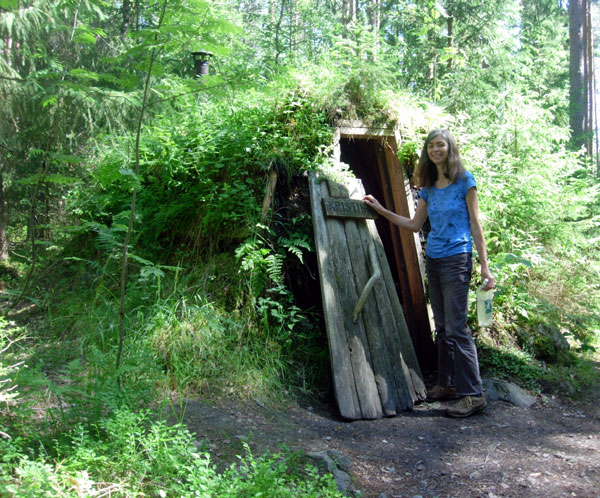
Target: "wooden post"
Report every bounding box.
[382,137,436,368]
[310,175,361,419]
[261,169,279,221]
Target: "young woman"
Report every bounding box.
[364,129,495,418]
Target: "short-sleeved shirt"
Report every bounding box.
[419,171,476,259]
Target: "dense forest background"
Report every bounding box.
[1,0,599,495]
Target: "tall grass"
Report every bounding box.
[0,256,339,496]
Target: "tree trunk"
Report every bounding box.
[44,184,50,240]
[135,0,141,31]
[344,0,356,27]
[290,0,299,57]
[0,166,8,262]
[274,0,287,65]
[117,0,169,385]
[370,0,381,61]
[447,16,454,71]
[569,0,586,151]
[584,2,597,165]
[122,0,131,37]
[427,29,437,103]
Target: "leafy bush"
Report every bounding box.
[0,408,343,497]
[216,443,343,497]
[476,343,545,392]
[73,82,333,262]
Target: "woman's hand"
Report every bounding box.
[363,194,384,213]
[481,269,495,290]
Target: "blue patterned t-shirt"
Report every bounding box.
[419,171,476,259]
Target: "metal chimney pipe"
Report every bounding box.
[192,50,213,78]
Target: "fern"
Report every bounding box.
[279,234,312,264]
[265,253,284,285]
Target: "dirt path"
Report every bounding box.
[179,387,599,498]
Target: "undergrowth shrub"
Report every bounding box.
[0,408,343,497]
[476,343,544,392]
[73,82,333,262]
[235,222,311,337]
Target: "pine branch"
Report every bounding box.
[0,76,26,82]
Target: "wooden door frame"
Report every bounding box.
[333,122,436,370]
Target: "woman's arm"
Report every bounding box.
[363,195,428,233]
[466,187,495,290]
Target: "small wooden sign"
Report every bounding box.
[322,197,377,219]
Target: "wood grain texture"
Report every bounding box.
[310,173,426,419]
[309,174,361,419]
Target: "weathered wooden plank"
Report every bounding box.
[347,177,420,408]
[348,176,425,401]
[336,119,396,138]
[364,215,426,402]
[358,220,416,408]
[352,177,425,399]
[324,188,383,420]
[345,217,400,416]
[309,175,361,419]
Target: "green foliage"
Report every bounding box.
[0,243,338,494]
[0,0,241,275]
[477,343,544,392]
[477,340,599,397]
[0,408,343,497]
[74,82,333,260]
[217,443,343,497]
[236,222,311,329]
[470,125,599,387]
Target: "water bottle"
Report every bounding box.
[476,278,494,328]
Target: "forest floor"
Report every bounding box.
[176,372,600,498]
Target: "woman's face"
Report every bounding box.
[427,135,449,167]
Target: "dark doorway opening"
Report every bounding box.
[339,135,435,371]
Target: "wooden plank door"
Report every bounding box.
[309,174,426,420]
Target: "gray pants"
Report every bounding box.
[426,253,483,396]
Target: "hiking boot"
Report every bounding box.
[426,384,457,401]
[445,393,487,418]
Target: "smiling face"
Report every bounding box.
[427,135,449,167]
